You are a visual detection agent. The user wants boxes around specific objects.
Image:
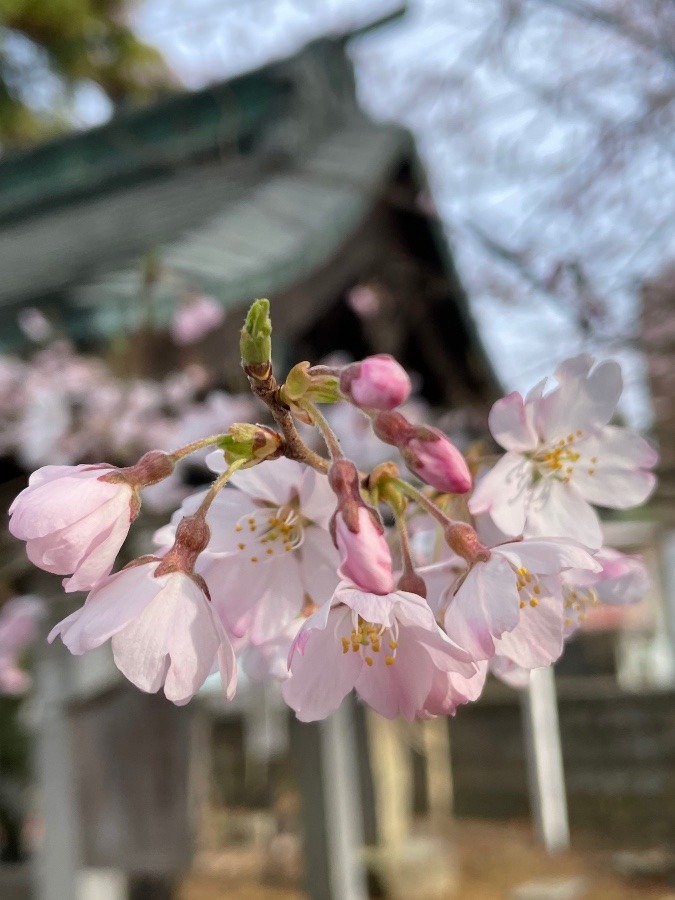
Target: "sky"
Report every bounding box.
[126,0,675,428]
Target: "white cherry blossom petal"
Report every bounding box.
[495,539,599,575]
[228,457,307,506]
[469,452,533,536]
[444,556,520,659]
[488,391,539,452]
[48,564,158,654]
[524,478,603,549]
[493,587,564,669]
[283,607,361,722]
[534,355,622,442]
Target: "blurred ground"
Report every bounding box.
[178,817,675,899]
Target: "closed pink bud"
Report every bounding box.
[9,464,138,592]
[404,431,472,494]
[340,355,411,410]
[334,508,394,595]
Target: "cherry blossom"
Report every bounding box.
[49,560,236,706]
[4,295,660,721]
[561,547,651,636]
[170,294,224,346]
[0,596,43,695]
[239,619,303,682]
[9,465,139,592]
[421,659,489,717]
[424,537,599,669]
[283,582,476,722]
[156,455,340,645]
[469,355,658,548]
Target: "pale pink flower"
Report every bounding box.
[240,619,303,682]
[561,546,650,636]
[17,307,52,343]
[0,596,44,695]
[48,560,236,706]
[282,583,476,722]
[423,537,599,669]
[171,295,224,345]
[9,465,138,592]
[340,355,411,410]
[586,547,650,605]
[346,284,381,318]
[156,456,340,645]
[421,659,488,717]
[470,355,658,548]
[334,507,394,595]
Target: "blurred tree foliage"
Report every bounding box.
[0,0,173,144]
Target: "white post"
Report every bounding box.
[33,644,80,900]
[320,702,368,900]
[521,667,570,852]
[77,870,128,900]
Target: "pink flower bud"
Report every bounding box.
[403,430,472,494]
[9,464,139,592]
[334,507,394,595]
[340,355,411,410]
[372,410,415,445]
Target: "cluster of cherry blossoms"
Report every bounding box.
[7,300,658,720]
[0,337,256,509]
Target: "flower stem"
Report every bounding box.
[296,399,343,461]
[243,365,329,474]
[392,478,453,528]
[393,508,415,578]
[169,434,228,462]
[197,458,247,518]
[393,478,489,564]
[383,494,428,597]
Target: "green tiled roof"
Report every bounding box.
[69,123,412,340]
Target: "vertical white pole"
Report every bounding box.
[33,645,80,900]
[521,667,570,853]
[659,530,675,662]
[320,701,368,900]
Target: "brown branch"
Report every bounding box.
[244,364,329,473]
